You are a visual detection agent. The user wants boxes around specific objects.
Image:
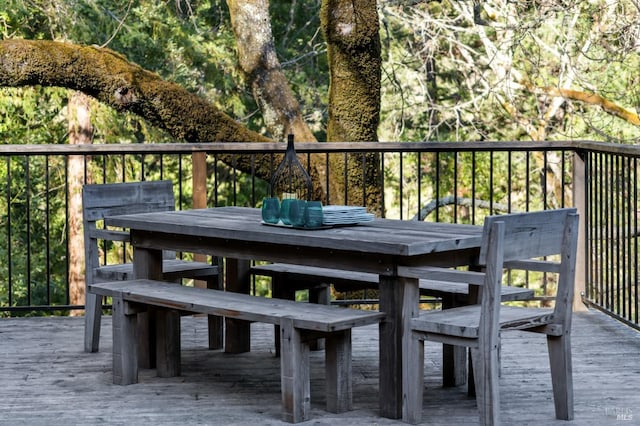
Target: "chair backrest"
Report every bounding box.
[82,180,177,282]
[476,220,506,347]
[83,180,175,222]
[480,208,579,324]
[479,208,577,264]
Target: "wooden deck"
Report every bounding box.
[0,309,638,425]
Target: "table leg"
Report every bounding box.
[132,246,163,369]
[442,294,467,387]
[225,258,251,353]
[379,275,419,419]
[207,256,225,350]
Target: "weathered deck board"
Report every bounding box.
[0,310,638,425]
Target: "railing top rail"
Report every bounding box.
[1,140,637,157]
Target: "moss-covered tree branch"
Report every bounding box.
[0,39,270,143]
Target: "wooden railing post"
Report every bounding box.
[192,152,208,289]
[572,151,588,312]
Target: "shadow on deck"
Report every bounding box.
[0,309,638,425]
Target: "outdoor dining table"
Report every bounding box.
[104,206,483,419]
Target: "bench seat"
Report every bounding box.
[89,279,385,423]
[95,259,219,281]
[250,263,534,302]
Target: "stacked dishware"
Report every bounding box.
[321,206,374,226]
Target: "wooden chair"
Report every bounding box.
[83,180,221,353]
[401,208,579,425]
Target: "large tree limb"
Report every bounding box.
[0,39,270,142]
[226,0,317,142]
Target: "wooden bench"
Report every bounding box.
[251,263,535,388]
[250,263,534,304]
[88,279,385,424]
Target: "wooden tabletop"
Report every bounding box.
[105,206,483,259]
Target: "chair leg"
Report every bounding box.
[402,334,425,424]
[468,332,502,396]
[84,291,102,353]
[471,345,500,426]
[547,334,574,420]
[468,349,475,397]
[280,317,310,423]
[325,330,352,413]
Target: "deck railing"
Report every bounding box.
[0,141,637,331]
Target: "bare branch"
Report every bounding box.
[412,195,512,221]
[226,0,316,142]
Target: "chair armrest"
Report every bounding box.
[504,259,561,273]
[88,228,130,242]
[397,265,485,285]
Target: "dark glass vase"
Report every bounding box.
[270,134,312,200]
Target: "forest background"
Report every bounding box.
[0,0,639,312]
[3,0,640,145]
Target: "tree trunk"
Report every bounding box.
[321,0,382,210]
[68,91,92,314]
[321,0,381,142]
[226,0,317,143]
[226,0,329,200]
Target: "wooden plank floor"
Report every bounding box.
[0,309,639,425]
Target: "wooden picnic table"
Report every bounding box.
[105,206,483,419]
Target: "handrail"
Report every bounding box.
[0,140,583,155]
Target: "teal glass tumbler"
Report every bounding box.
[304,201,323,228]
[261,197,280,224]
[279,198,295,225]
[288,200,307,227]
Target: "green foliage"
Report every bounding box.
[0,155,69,312]
[379,1,640,144]
[0,87,69,144]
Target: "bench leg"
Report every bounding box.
[84,291,102,353]
[325,329,352,413]
[156,308,181,378]
[111,294,138,385]
[273,277,330,356]
[280,318,310,423]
